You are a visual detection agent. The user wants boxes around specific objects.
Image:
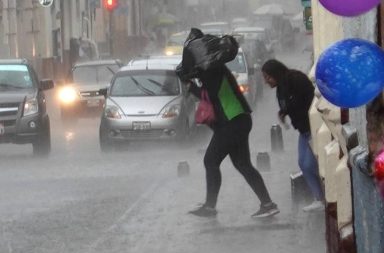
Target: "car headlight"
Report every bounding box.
[23,98,38,116]
[105,105,122,119]
[161,104,181,118]
[59,86,78,104]
[165,50,175,56]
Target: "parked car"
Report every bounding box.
[0,59,54,156]
[98,55,197,151]
[58,59,123,122]
[225,48,257,105]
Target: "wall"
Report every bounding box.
[310,1,383,252]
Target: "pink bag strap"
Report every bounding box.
[201,89,209,101]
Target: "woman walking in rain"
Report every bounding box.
[261,59,324,212]
[179,29,279,218]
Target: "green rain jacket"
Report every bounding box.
[189,65,252,129]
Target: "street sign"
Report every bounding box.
[301,0,311,8]
[304,7,312,32]
[39,0,54,7]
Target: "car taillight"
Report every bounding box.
[238,84,250,93]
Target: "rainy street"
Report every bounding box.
[0,47,326,253]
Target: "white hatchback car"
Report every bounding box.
[99,55,197,151]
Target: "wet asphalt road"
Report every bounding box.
[0,48,325,253]
[0,88,215,253]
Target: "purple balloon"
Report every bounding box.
[319,0,380,17]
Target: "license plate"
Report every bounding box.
[0,123,4,135]
[133,121,151,130]
[87,99,100,107]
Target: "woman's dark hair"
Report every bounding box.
[261,59,289,81]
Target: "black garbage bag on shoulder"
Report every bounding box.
[176,28,203,81]
[189,34,239,71]
[176,28,239,81]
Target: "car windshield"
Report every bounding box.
[0,65,33,89]
[226,53,246,73]
[110,71,180,97]
[72,64,119,85]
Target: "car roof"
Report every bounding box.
[201,21,229,26]
[0,59,29,65]
[170,31,189,38]
[233,26,266,33]
[123,55,182,71]
[73,59,122,67]
[201,28,224,36]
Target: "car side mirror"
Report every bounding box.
[39,79,54,90]
[99,88,108,98]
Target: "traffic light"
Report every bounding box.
[103,0,118,12]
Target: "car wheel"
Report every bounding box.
[99,124,114,152]
[33,119,51,157]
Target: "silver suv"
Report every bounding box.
[0,59,54,156]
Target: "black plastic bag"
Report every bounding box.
[176,28,239,81]
[188,34,239,71]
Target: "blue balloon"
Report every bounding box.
[316,38,384,108]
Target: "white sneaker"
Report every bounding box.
[302,201,325,212]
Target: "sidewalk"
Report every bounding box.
[87,88,326,253]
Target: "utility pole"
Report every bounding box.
[60,0,65,63]
[103,0,118,57]
[109,10,113,56]
[7,0,18,57]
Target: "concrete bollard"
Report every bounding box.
[270,124,284,152]
[256,152,271,171]
[177,161,190,177]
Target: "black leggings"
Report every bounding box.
[203,113,272,208]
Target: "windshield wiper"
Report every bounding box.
[148,79,163,87]
[130,77,155,96]
[106,66,115,74]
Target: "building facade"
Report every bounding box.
[309,0,384,252]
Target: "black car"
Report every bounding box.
[0,59,54,156]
